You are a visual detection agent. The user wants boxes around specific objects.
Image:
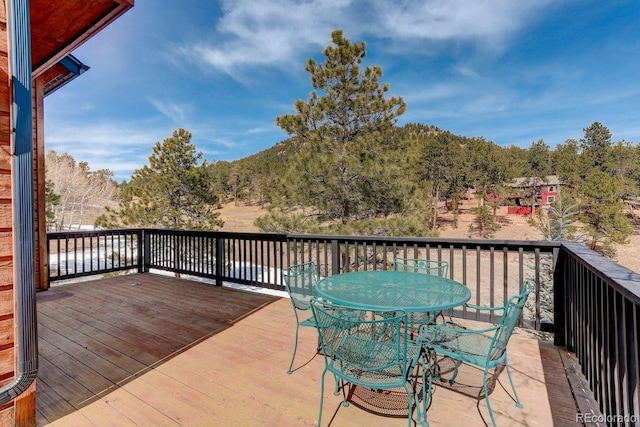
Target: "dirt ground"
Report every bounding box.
[217,201,640,274]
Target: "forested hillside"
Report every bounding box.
[205,121,639,255]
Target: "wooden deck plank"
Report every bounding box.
[88,390,181,427]
[37,311,148,375]
[37,357,96,409]
[35,273,586,426]
[37,307,162,367]
[38,323,134,381]
[65,282,237,330]
[34,381,76,426]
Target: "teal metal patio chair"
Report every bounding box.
[393,257,449,277]
[282,261,320,374]
[418,281,534,427]
[393,257,450,330]
[310,299,427,427]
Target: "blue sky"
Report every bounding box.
[44,0,640,182]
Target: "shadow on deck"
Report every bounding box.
[36,273,586,426]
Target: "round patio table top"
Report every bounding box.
[316,270,471,313]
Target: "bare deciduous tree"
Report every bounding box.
[45,150,119,231]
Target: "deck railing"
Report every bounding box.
[47,228,640,422]
[554,242,640,424]
[48,229,558,329]
[48,229,142,280]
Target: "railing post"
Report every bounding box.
[553,245,567,348]
[331,239,341,276]
[143,230,151,273]
[137,229,144,273]
[215,236,224,286]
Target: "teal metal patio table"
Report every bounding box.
[315,270,472,426]
[316,270,471,313]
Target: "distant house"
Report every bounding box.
[506,175,561,214]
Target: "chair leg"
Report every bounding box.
[338,379,350,407]
[420,353,432,426]
[333,375,340,396]
[505,356,523,408]
[482,370,498,427]
[287,322,300,375]
[404,383,415,427]
[317,368,327,427]
[449,359,462,384]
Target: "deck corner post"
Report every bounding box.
[553,244,567,348]
[137,229,145,273]
[142,230,151,273]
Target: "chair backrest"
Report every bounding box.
[311,300,412,388]
[393,257,449,277]
[488,281,534,363]
[282,262,319,309]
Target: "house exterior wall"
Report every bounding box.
[540,184,559,205]
[33,78,46,292]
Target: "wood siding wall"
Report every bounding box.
[33,78,45,292]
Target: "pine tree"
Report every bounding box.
[575,123,633,255]
[270,30,407,232]
[97,129,223,230]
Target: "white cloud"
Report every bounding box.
[374,0,547,42]
[177,0,349,75]
[176,0,553,77]
[44,120,172,181]
[149,98,194,124]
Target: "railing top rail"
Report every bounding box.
[47,228,144,237]
[47,228,563,252]
[561,241,640,304]
[286,233,562,252]
[143,229,290,241]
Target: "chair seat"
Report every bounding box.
[328,336,422,388]
[408,311,439,324]
[419,324,495,367]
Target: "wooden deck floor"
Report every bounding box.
[36,273,584,426]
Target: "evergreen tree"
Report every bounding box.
[526,139,552,178]
[502,144,529,179]
[575,123,633,255]
[579,170,632,254]
[553,138,581,186]
[463,138,508,205]
[528,193,581,241]
[44,179,60,230]
[609,140,640,198]
[266,30,407,232]
[97,129,223,230]
[580,121,613,172]
[408,130,463,229]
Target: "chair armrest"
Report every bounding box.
[424,323,499,337]
[464,303,506,312]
